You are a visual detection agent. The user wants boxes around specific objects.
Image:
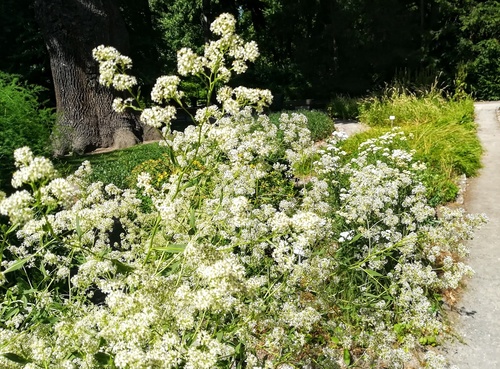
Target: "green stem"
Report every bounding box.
[143,215,161,265]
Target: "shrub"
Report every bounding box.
[0,72,54,191]
[327,94,360,120]
[269,109,335,141]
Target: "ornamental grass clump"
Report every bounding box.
[0,13,487,369]
[347,88,481,206]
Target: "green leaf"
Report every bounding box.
[364,269,384,278]
[110,258,134,274]
[41,315,59,324]
[66,351,83,361]
[3,352,31,364]
[40,260,49,278]
[4,307,19,320]
[331,336,340,345]
[160,261,181,277]
[154,243,187,254]
[94,352,112,365]
[393,323,406,334]
[3,222,19,235]
[343,348,352,366]
[427,336,437,346]
[235,342,242,355]
[349,233,362,244]
[167,146,177,166]
[22,288,37,295]
[75,214,82,238]
[189,207,196,230]
[3,257,30,274]
[419,335,437,346]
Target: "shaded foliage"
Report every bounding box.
[0,72,54,192]
[429,0,500,99]
[0,0,52,100]
[1,0,500,111]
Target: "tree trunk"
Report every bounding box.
[33,0,144,155]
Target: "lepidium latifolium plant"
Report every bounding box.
[0,13,487,369]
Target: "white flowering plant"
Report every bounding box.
[0,13,487,369]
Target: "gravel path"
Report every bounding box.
[442,101,500,368]
[334,119,369,136]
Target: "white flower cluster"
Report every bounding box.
[312,128,487,367]
[112,97,134,113]
[41,177,80,208]
[0,190,33,223]
[151,75,184,103]
[194,105,222,125]
[0,17,486,369]
[140,106,177,128]
[94,13,265,130]
[177,47,204,76]
[210,12,236,36]
[11,147,56,188]
[0,116,486,369]
[217,86,273,115]
[177,13,259,81]
[92,45,137,90]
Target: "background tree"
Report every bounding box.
[33,0,157,155]
[230,0,428,98]
[117,0,164,87]
[433,0,500,100]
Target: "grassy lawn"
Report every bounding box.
[55,141,170,189]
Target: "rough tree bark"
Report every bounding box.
[33,0,149,155]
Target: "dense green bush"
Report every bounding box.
[269,109,335,141]
[327,95,361,120]
[0,72,54,191]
